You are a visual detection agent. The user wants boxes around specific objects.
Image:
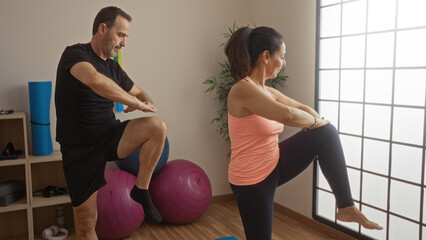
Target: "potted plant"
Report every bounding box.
[203,22,288,142]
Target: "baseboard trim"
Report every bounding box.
[211,193,235,203]
[211,194,355,240]
[273,203,356,240]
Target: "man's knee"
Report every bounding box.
[147,117,167,136]
[75,214,97,233]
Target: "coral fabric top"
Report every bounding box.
[228,77,284,186]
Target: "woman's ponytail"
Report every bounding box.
[225,27,253,81]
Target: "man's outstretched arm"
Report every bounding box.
[70,61,155,112]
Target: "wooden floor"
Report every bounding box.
[124,199,349,240]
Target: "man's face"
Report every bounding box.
[102,15,130,58]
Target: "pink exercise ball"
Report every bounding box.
[95,169,144,240]
[149,159,212,224]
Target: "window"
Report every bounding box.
[314,0,426,239]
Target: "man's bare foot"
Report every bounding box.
[337,205,383,230]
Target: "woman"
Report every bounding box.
[225,26,382,240]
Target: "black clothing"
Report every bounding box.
[55,43,134,206]
[55,43,134,146]
[231,124,354,240]
[61,120,129,207]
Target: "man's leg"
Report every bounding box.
[116,117,166,222]
[117,116,166,187]
[73,191,98,240]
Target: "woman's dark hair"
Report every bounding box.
[92,6,132,35]
[225,26,284,81]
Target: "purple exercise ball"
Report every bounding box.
[95,169,145,240]
[149,159,212,224]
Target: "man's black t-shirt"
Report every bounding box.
[55,43,134,146]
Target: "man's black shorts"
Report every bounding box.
[60,120,130,207]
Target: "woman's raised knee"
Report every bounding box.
[321,123,339,139]
[326,123,337,132]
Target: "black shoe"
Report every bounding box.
[1,142,21,160]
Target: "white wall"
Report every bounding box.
[0,0,317,217]
[0,0,250,197]
[250,0,317,218]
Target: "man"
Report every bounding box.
[55,6,165,239]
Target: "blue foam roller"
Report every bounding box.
[216,237,239,240]
[28,81,53,156]
[28,81,52,124]
[30,124,53,156]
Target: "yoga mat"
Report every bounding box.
[215,237,238,240]
[30,124,52,156]
[28,81,53,156]
[28,81,51,124]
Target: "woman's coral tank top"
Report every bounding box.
[228,77,284,185]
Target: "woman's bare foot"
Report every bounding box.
[337,205,383,230]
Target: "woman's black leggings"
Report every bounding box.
[230,124,354,240]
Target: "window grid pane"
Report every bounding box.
[315,1,426,239]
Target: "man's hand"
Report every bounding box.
[124,97,157,113]
[140,101,157,112]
